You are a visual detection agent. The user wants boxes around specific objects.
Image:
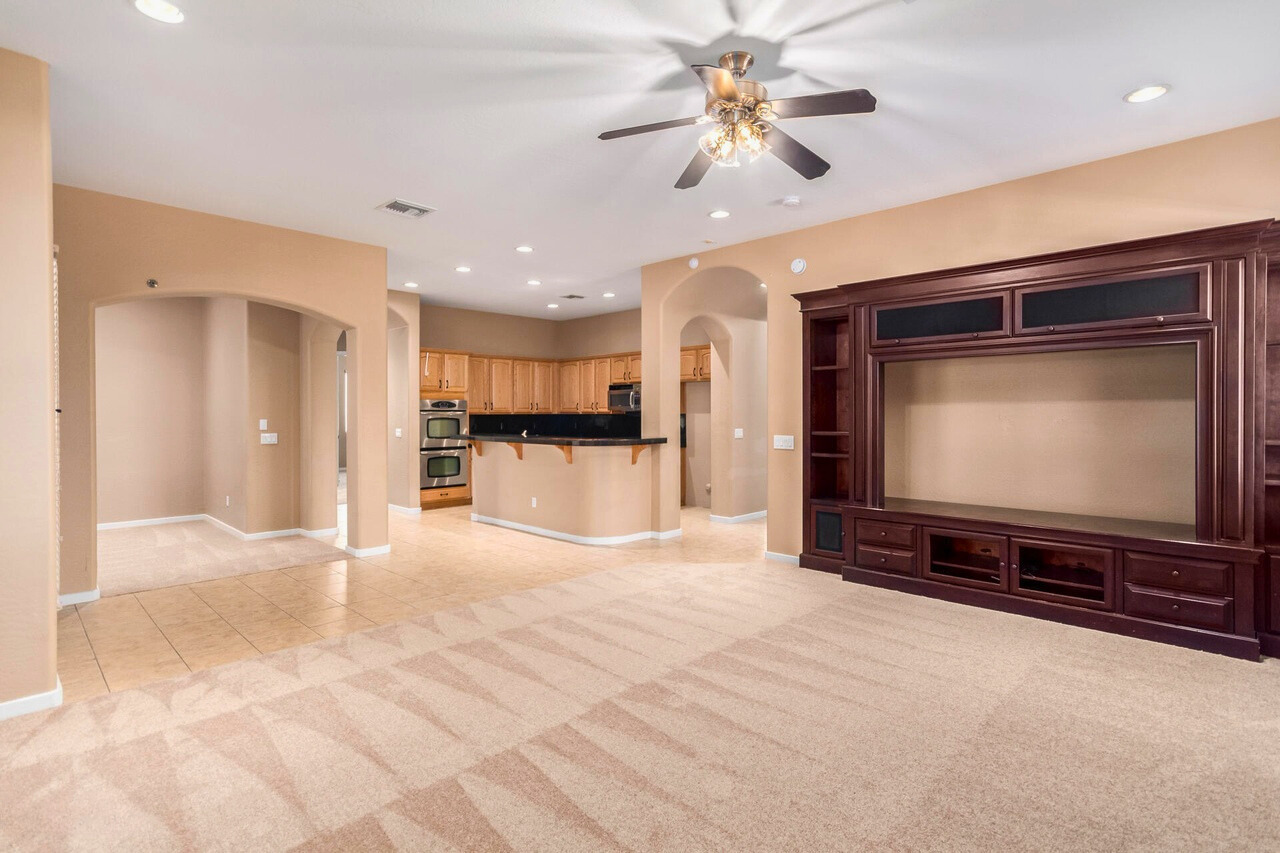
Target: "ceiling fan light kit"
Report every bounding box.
[600,51,876,189]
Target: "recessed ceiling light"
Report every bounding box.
[515,245,534,253]
[404,281,419,289]
[602,292,616,298]
[135,0,184,23]
[547,303,559,309]
[708,209,731,219]
[527,279,541,286]
[1124,84,1170,104]
[454,266,471,273]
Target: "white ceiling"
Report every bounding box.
[4,1,1280,319]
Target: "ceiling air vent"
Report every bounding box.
[560,294,586,300]
[377,198,435,219]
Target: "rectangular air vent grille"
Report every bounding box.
[378,198,435,218]
[560,294,585,299]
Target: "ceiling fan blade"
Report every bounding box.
[691,64,740,102]
[675,150,714,190]
[598,116,702,141]
[769,89,877,120]
[765,125,831,180]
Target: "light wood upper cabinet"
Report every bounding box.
[627,353,642,382]
[420,351,430,394]
[467,355,490,412]
[532,361,554,412]
[421,349,469,393]
[680,345,711,382]
[609,355,630,384]
[579,359,596,412]
[594,357,610,411]
[489,358,514,412]
[558,360,581,412]
[512,360,533,412]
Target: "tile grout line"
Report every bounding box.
[187,577,323,653]
[130,593,193,681]
[135,591,260,673]
[66,605,109,695]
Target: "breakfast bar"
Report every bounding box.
[468,434,667,545]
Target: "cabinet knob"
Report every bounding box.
[879,531,886,537]
[893,339,901,344]
[1172,604,1180,612]
[972,332,979,338]
[999,561,1006,569]
[1011,564,1019,571]
[1047,326,1055,332]
[1156,316,1165,323]
[879,557,887,564]
[1171,570,1180,578]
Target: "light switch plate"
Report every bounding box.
[773,434,795,450]
[260,433,278,445]
[734,428,744,439]
[394,428,402,438]
[259,419,268,430]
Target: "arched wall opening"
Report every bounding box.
[55,184,390,601]
[645,265,768,538]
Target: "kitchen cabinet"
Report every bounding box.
[467,356,491,412]
[594,357,610,411]
[579,359,597,412]
[489,358,514,413]
[680,345,711,381]
[608,352,642,382]
[421,349,469,394]
[627,353,642,381]
[532,360,554,412]
[558,361,581,412]
[512,360,533,412]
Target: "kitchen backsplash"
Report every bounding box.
[469,412,641,439]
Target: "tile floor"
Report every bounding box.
[60,505,765,702]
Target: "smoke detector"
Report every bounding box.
[377,198,435,219]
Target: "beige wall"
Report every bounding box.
[683,382,711,508]
[0,48,56,707]
[246,302,300,533]
[883,346,1197,524]
[299,317,341,532]
[95,299,206,523]
[387,291,420,509]
[642,117,1280,557]
[471,443,653,540]
[56,185,389,594]
[419,303,641,359]
[556,309,641,358]
[203,297,249,531]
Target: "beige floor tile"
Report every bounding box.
[345,598,420,625]
[310,613,378,638]
[316,582,389,604]
[160,619,259,671]
[291,604,358,628]
[97,658,191,692]
[59,658,110,702]
[241,623,323,654]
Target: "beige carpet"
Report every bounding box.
[97,520,348,597]
[4,557,1280,851]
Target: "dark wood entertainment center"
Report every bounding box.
[795,220,1280,660]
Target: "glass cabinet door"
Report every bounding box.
[1015,268,1207,334]
[872,292,1009,346]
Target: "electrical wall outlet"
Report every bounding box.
[260,433,278,445]
[394,427,402,438]
[531,497,537,508]
[259,419,268,430]
[773,434,795,450]
[734,428,744,439]
[225,495,230,507]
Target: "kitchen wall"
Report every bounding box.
[202,298,248,531]
[642,116,1280,557]
[419,303,642,360]
[0,48,56,711]
[95,298,207,524]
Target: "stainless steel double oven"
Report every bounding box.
[420,399,468,490]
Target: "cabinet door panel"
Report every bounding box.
[594,358,610,411]
[512,360,533,412]
[532,361,553,412]
[467,356,490,412]
[441,352,469,392]
[423,351,444,390]
[558,361,580,411]
[872,293,1009,346]
[579,359,597,411]
[489,359,514,413]
[628,353,642,381]
[679,348,698,381]
[609,355,630,383]
[1016,268,1208,334]
[697,346,711,380]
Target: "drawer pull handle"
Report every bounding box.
[1171,570,1180,578]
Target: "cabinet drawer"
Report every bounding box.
[855,520,916,550]
[855,544,915,575]
[1123,584,1233,633]
[1123,552,1230,596]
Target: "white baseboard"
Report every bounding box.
[97,514,203,531]
[765,551,800,565]
[57,588,100,607]
[471,514,679,546]
[203,514,302,541]
[345,543,391,557]
[0,677,61,722]
[300,527,339,538]
[388,503,422,516]
[710,510,768,524]
[653,528,683,540]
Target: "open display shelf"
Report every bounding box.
[807,314,850,504]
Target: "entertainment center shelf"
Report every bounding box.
[797,220,1280,660]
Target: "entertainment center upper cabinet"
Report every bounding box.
[796,221,1280,660]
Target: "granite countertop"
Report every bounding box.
[467,434,667,447]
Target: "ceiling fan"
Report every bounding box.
[599,50,876,189]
